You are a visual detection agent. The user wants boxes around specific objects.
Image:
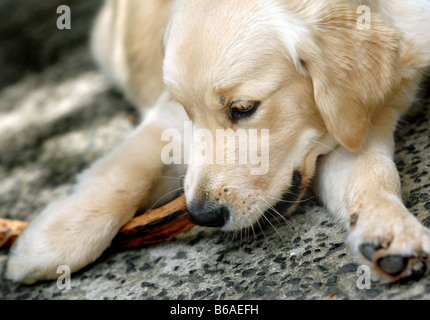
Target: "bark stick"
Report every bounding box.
[0,195,194,250]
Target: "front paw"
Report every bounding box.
[6,196,123,284]
[349,212,430,283]
[6,235,60,284]
[6,222,73,284]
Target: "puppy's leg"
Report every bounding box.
[315,122,430,283]
[6,92,187,284]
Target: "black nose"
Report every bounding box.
[188,201,230,228]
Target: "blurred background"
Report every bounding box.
[0,0,102,89]
[0,0,139,223]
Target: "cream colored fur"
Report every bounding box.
[6,0,430,284]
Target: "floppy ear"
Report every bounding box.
[291,1,402,151]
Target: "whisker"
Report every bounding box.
[157,176,182,180]
[309,139,345,159]
[265,194,318,204]
[150,187,184,210]
[177,175,186,189]
[157,174,185,182]
[248,202,266,239]
[256,204,283,241]
[227,229,237,246]
[250,222,257,241]
[232,230,239,245]
[224,230,231,245]
[247,216,257,241]
[157,175,186,190]
[255,216,266,240]
[223,230,230,245]
[258,196,293,230]
[264,210,284,229]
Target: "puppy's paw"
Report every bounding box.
[349,211,430,283]
[6,196,123,284]
[6,240,60,285]
[357,242,429,282]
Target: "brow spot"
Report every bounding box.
[220,96,226,106]
[350,212,359,229]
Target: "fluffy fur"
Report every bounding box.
[6,0,430,284]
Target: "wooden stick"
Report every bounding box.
[0,195,194,250]
[0,218,29,248]
[114,195,194,249]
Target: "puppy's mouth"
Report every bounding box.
[187,170,305,230]
[264,170,303,218]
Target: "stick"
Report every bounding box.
[0,218,29,248]
[0,195,194,250]
[114,195,194,249]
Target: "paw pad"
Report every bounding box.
[359,242,429,279]
[377,255,408,276]
[359,243,381,261]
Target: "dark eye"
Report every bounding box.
[230,100,261,122]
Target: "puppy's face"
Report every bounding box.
[162,0,401,230]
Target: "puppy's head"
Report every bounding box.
[162,0,402,230]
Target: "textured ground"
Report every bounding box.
[1,0,430,300]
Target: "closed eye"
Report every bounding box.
[230,100,261,123]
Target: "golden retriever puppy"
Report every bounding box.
[6,0,430,284]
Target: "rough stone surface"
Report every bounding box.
[1,0,430,300]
